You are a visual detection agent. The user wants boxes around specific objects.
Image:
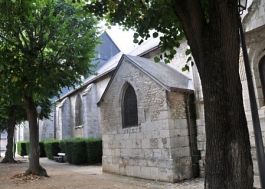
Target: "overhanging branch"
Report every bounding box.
[172,0,206,69]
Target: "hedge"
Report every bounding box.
[64,138,87,165]
[86,139,102,164]
[39,142,46,157]
[17,137,102,165]
[17,141,46,157]
[60,138,102,165]
[17,141,29,156]
[43,140,61,160]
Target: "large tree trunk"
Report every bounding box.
[173,1,254,188]
[198,3,253,189]
[24,97,47,176]
[2,107,16,163]
[201,46,253,189]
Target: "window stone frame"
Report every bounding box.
[121,83,138,128]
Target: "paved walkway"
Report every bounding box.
[0,157,204,189]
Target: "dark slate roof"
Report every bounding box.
[98,54,193,105]
[93,31,120,69]
[56,32,120,100]
[56,53,122,102]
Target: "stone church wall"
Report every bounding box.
[55,77,109,140]
[100,60,193,182]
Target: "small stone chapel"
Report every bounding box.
[98,55,199,182]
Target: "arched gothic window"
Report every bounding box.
[259,56,265,104]
[75,95,83,126]
[122,84,138,128]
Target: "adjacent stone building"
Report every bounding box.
[0,131,7,156]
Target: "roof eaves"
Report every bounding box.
[97,54,126,106]
[169,86,194,93]
[125,55,174,91]
[56,67,115,102]
[137,45,160,57]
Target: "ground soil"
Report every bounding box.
[0,157,203,189]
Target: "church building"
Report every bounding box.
[15,1,265,188]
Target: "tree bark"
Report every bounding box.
[1,107,16,163]
[24,96,47,176]
[199,2,253,189]
[201,43,253,189]
[173,1,254,188]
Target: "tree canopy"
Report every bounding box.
[0,0,98,101]
[0,0,99,175]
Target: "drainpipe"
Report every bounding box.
[238,15,265,189]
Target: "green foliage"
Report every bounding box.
[86,139,102,164]
[0,1,98,172]
[0,96,27,133]
[43,140,61,160]
[87,0,185,64]
[64,138,87,165]
[59,139,67,153]
[39,141,46,157]
[17,141,30,156]
[60,138,102,165]
[0,0,99,111]
[17,141,47,157]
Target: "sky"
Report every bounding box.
[98,22,137,54]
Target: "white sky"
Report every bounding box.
[98,22,137,54]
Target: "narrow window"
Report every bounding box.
[259,56,265,104]
[75,95,83,126]
[122,84,138,128]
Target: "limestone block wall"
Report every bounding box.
[39,111,55,140]
[0,131,7,156]
[56,97,73,139]
[100,60,193,182]
[55,78,107,139]
[167,92,194,180]
[244,0,265,32]
[68,94,83,137]
[240,40,265,187]
[16,122,30,142]
[83,84,101,138]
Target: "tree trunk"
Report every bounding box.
[197,3,253,188]
[24,97,47,176]
[2,108,16,163]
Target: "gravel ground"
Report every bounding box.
[0,157,204,189]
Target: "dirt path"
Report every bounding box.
[0,157,203,189]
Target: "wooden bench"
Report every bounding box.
[54,153,66,163]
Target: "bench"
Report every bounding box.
[53,153,66,163]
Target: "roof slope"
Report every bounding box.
[129,37,160,56]
[57,53,122,101]
[98,54,193,105]
[126,55,192,91]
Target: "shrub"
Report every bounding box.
[63,138,87,165]
[17,141,47,157]
[60,138,102,165]
[59,140,66,153]
[86,139,102,164]
[43,140,61,160]
[39,141,46,157]
[26,142,30,155]
[17,141,29,156]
